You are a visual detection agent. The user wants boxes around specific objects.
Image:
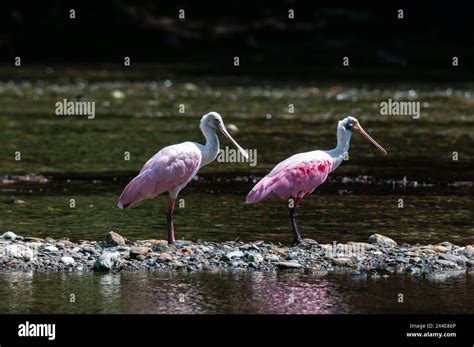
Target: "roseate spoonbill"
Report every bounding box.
[246,116,387,245]
[118,112,248,244]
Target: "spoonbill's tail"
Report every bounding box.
[118,173,154,209]
[246,176,275,204]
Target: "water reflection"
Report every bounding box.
[98,274,121,309]
[0,271,472,314]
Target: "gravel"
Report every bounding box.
[0,232,473,278]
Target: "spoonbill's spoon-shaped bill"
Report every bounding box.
[218,123,249,159]
[353,121,387,156]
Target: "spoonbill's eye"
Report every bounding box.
[344,121,353,130]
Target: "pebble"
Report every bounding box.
[0,232,471,277]
[273,247,287,255]
[247,253,264,263]
[224,250,244,260]
[434,245,447,253]
[61,256,75,265]
[438,242,453,250]
[461,245,474,258]
[24,236,44,242]
[106,231,126,246]
[265,254,280,262]
[438,253,467,264]
[350,271,367,280]
[368,234,397,247]
[420,248,436,254]
[157,252,173,262]
[436,259,457,268]
[44,245,59,253]
[333,257,353,266]
[276,261,303,269]
[129,247,151,259]
[347,242,375,251]
[68,247,81,254]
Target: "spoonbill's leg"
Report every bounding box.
[167,198,176,244]
[289,197,302,245]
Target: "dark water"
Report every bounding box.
[0,271,473,314]
[0,66,473,313]
[2,176,473,245]
[1,67,473,245]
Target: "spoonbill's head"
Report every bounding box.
[339,116,387,156]
[201,112,249,159]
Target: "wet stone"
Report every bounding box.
[368,234,397,248]
[333,258,353,266]
[0,235,470,275]
[436,259,457,268]
[106,231,126,246]
[276,261,303,269]
[129,247,151,259]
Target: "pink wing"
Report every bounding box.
[118,142,202,208]
[246,151,333,203]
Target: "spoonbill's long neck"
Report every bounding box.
[200,124,220,167]
[327,127,352,172]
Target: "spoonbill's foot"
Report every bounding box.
[291,239,319,248]
[290,238,303,247]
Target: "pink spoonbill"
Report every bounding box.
[118,112,248,244]
[246,116,387,245]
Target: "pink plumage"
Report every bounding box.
[246,151,333,203]
[118,143,202,209]
[116,111,250,244]
[245,116,387,245]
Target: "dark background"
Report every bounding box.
[0,0,473,76]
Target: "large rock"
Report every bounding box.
[106,231,126,246]
[129,247,151,259]
[93,252,121,271]
[1,231,18,240]
[368,234,397,247]
[5,244,34,261]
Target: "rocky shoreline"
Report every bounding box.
[1,231,473,279]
